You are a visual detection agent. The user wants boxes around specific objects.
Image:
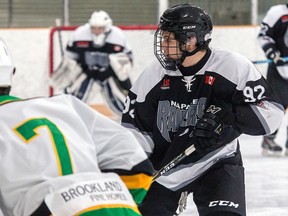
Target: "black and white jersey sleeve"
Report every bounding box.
[121,48,284,191]
[121,61,165,157]
[257,4,288,57]
[208,50,284,135]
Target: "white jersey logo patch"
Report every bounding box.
[182,77,196,92]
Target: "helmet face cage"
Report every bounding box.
[154,4,212,70]
[154,29,183,70]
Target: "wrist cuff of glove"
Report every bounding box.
[263,43,279,60]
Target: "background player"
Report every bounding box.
[51,10,133,117]
[257,4,288,156]
[122,4,284,216]
[0,37,153,216]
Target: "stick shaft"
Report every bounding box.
[153,145,195,181]
[252,56,288,64]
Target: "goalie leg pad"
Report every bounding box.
[64,74,93,101]
[102,77,127,116]
[50,57,83,93]
[80,80,103,104]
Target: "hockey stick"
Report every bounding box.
[252,56,288,64]
[55,18,64,58]
[152,144,196,181]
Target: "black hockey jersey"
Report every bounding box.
[258,4,288,58]
[121,48,284,191]
[258,4,288,90]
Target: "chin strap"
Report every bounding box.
[175,43,206,69]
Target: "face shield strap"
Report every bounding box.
[185,44,204,57]
[175,43,205,69]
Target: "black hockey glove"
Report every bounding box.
[84,66,112,81]
[263,44,282,64]
[193,103,240,154]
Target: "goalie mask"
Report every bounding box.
[0,37,15,88]
[89,10,113,47]
[154,4,213,70]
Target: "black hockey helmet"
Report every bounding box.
[154,4,213,70]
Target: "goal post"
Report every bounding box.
[49,25,77,96]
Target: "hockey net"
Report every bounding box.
[49,25,157,117]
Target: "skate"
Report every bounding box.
[261,138,282,156]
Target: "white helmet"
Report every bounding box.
[0,38,14,87]
[89,10,113,33]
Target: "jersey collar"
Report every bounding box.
[178,48,211,76]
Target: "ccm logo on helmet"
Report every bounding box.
[183,25,196,29]
[209,200,239,208]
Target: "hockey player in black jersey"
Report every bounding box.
[258,4,288,156]
[121,3,284,216]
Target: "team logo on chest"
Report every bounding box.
[76,41,89,48]
[181,77,196,92]
[161,78,170,90]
